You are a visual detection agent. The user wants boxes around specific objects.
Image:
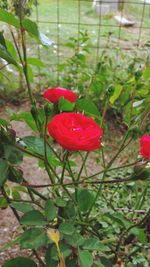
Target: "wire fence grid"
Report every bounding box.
[30,0,150,88]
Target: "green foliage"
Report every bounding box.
[58,97,75,112]
[0,9,19,28]
[11,202,34,213]
[20,228,47,249]
[78,249,93,267]
[0,159,9,187]
[77,188,94,212]
[2,257,38,267]
[76,99,100,118]
[20,210,46,226]
[59,222,75,235]
[45,199,57,221]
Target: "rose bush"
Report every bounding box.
[0,6,150,267]
[47,112,103,151]
[140,135,150,159]
[43,87,77,103]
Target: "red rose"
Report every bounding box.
[47,112,103,151]
[43,87,77,104]
[140,135,150,159]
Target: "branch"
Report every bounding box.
[21,176,133,188]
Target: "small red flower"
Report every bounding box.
[140,135,150,159]
[116,258,122,266]
[43,87,77,104]
[47,112,103,151]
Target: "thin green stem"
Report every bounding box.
[29,188,47,200]
[18,0,34,104]
[101,146,106,168]
[86,160,139,180]
[44,115,60,198]
[85,171,107,220]
[76,152,89,182]
[61,150,69,183]
[85,133,133,220]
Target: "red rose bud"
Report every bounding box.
[140,135,150,159]
[116,258,122,266]
[47,112,103,151]
[43,87,77,104]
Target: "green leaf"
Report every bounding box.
[45,199,57,221]
[27,65,34,83]
[77,189,94,212]
[64,232,85,247]
[27,57,44,67]
[130,227,147,244]
[20,228,47,249]
[109,84,123,105]
[82,238,110,251]
[3,144,23,164]
[0,197,8,208]
[22,136,51,156]
[123,102,132,126]
[23,136,61,167]
[131,167,150,181]
[0,118,8,127]
[22,19,51,47]
[78,250,93,267]
[55,197,67,207]
[64,201,76,218]
[20,210,46,226]
[0,44,18,66]
[58,97,75,112]
[45,245,58,267]
[100,256,113,267]
[8,167,23,184]
[0,9,19,28]
[0,159,9,187]
[11,202,34,213]
[143,68,150,79]
[59,222,75,235]
[5,40,17,60]
[105,213,131,228]
[76,99,100,117]
[9,111,37,131]
[91,80,103,97]
[2,257,38,267]
[22,18,39,39]
[0,31,7,48]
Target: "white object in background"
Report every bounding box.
[114,15,135,27]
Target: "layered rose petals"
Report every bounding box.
[43,87,77,104]
[47,113,103,151]
[140,135,150,159]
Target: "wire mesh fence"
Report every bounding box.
[30,0,150,88]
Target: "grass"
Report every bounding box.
[31,0,150,45]
[28,0,150,68]
[0,0,150,98]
